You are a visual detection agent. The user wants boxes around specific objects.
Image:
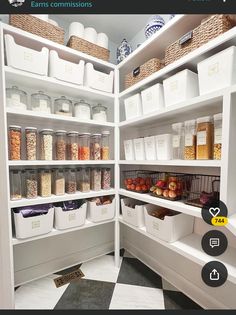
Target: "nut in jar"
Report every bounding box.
[9,125,21,160]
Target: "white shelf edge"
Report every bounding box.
[119,160,221,168]
[8,160,115,166]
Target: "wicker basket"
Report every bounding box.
[165,15,235,66]
[67,36,110,62]
[125,58,164,89]
[9,15,64,45]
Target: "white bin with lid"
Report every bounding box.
[133,138,145,160]
[124,139,135,160]
[155,134,173,160]
[141,83,164,115]
[144,136,156,161]
[124,93,142,120]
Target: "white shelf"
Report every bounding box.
[227,214,236,237]
[119,160,221,168]
[12,218,115,245]
[9,189,115,208]
[9,160,115,166]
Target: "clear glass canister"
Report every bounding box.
[213,113,222,160]
[92,104,107,122]
[9,125,21,160]
[53,169,65,196]
[55,130,67,160]
[31,91,52,114]
[74,100,91,120]
[25,169,38,199]
[54,96,73,117]
[6,86,27,110]
[25,127,37,160]
[102,168,111,190]
[91,134,101,160]
[184,120,196,160]
[101,131,110,160]
[40,129,53,160]
[10,169,22,200]
[67,131,79,160]
[91,167,101,191]
[196,116,213,160]
[78,133,90,160]
[77,167,90,192]
[172,122,184,159]
[65,169,77,194]
[39,169,51,197]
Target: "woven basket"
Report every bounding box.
[9,15,64,45]
[165,15,235,66]
[67,36,110,62]
[125,58,164,89]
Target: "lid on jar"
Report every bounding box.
[172,122,184,129]
[213,113,223,121]
[25,127,37,130]
[32,91,51,98]
[56,130,67,134]
[9,125,21,129]
[6,85,27,95]
[92,104,107,110]
[79,132,91,136]
[11,169,21,174]
[102,131,110,135]
[67,131,79,136]
[55,96,72,102]
[184,119,196,126]
[91,133,102,137]
[75,100,90,107]
[40,128,53,133]
[197,116,212,124]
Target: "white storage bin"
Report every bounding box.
[87,198,115,223]
[144,204,194,243]
[5,34,49,76]
[144,136,156,161]
[54,202,87,230]
[14,208,54,239]
[124,139,135,160]
[49,50,85,85]
[133,138,145,160]
[84,63,114,93]
[163,69,199,107]
[121,198,145,228]
[124,93,142,120]
[155,134,173,160]
[198,46,236,95]
[141,83,164,115]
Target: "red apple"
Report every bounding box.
[155,187,163,196]
[169,190,177,199]
[169,181,177,191]
[163,189,169,198]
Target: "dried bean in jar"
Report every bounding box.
[55,130,66,160]
[9,126,21,160]
[26,179,38,199]
[25,127,37,160]
[40,129,53,160]
[102,168,111,190]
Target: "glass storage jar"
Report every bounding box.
[91,134,101,160]
[25,169,38,199]
[74,100,91,120]
[39,169,51,197]
[6,86,27,110]
[25,127,37,160]
[213,113,222,160]
[54,96,72,117]
[196,116,213,160]
[67,131,79,160]
[77,167,90,192]
[9,125,22,160]
[31,91,52,114]
[10,169,22,200]
[101,131,110,160]
[65,169,77,194]
[39,129,53,160]
[92,104,107,122]
[184,120,196,160]
[91,167,101,191]
[172,122,184,159]
[55,130,66,160]
[53,169,65,196]
[102,168,111,190]
[78,133,90,160]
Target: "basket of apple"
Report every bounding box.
[150,175,184,201]
[123,170,158,194]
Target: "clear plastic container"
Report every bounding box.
[184,120,196,160]
[31,91,52,114]
[6,86,27,110]
[39,129,53,160]
[102,168,111,190]
[53,169,65,196]
[172,122,184,159]
[78,133,90,160]
[213,113,222,160]
[10,169,22,200]
[54,96,73,117]
[91,134,101,160]
[9,125,22,160]
[91,167,101,191]
[25,169,38,199]
[74,100,91,120]
[25,127,37,160]
[55,130,67,160]
[67,131,79,160]
[101,131,110,160]
[39,169,51,197]
[65,169,77,194]
[77,167,90,192]
[196,116,213,160]
[92,104,107,122]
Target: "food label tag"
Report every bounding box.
[153,221,159,231]
[24,52,33,62]
[65,64,73,74]
[170,81,178,92]
[172,135,180,148]
[101,208,108,215]
[127,209,133,217]
[208,62,219,76]
[157,139,165,149]
[32,220,40,229]
[68,213,76,221]
[214,128,222,144]
[197,131,207,145]
[185,134,193,146]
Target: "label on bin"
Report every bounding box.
[173,135,180,148]
[185,134,193,146]
[24,52,33,62]
[153,221,159,231]
[68,213,76,221]
[32,220,40,229]
[214,128,222,144]
[208,62,219,76]
[101,208,108,215]
[197,131,207,145]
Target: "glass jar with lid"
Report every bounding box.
[184,120,196,160]
[65,168,77,194]
[6,86,28,110]
[77,167,90,192]
[196,116,213,160]
[91,134,101,160]
[74,100,91,120]
[213,113,222,160]
[25,127,37,160]
[172,122,184,159]
[54,96,73,117]
[31,91,52,114]
[39,129,53,160]
[53,169,65,196]
[9,125,22,160]
[55,130,66,160]
[91,167,101,191]
[78,133,90,160]
[10,169,22,200]
[25,169,38,199]
[101,131,110,160]
[102,168,111,190]
[39,169,51,197]
[67,131,79,160]
[92,104,107,122]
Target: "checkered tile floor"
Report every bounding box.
[15,249,202,310]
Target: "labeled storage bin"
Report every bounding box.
[155,134,173,160]
[54,201,87,230]
[124,93,142,120]
[141,83,164,115]
[198,46,236,95]
[121,198,145,228]
[144,204,194,243]
[87,198,115,223]
[5,34,49,76]
[49,50,85,85]
[124,139,135,160]
[163,70,199,107]
[133,138,145,160]
[84,63,114,93]
[144,136,156,161]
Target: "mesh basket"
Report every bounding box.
[123,170,162,193]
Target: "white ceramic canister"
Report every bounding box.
[84,27,97,44]
[96,33,108,49]
[69,22,84,39]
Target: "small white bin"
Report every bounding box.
[144,136,156,161]
[144,204,194,243]
[198,46,236,95]
[163,69,199,107]
[124,139,135,160]
[13,208,54,239]
[87,198,115,223]
[133,138,145,160]
[54,202,87,230]
[5,34,49,76]
[84,63,114,93]
[124,93,142,120]
[155,134,173,160]
[49,50,85,85]
[121,198,145,227]
[141,83,164,115]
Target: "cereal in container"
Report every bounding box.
[65,169,77,194]
[101,131,110,160]
[67,131,79,160]
[78,133,90,160]
[213,113,222,160]
[53,169,65,196]
[55,130,67,160]
[196,116,213,160]
[39,129,53,160]
[91,134,101,160]
[184,120,196,160]
[77,167,90,192]
[102,168,111,190]
[25,169,38,199]
[9,125,21,160]
[25,127,37,160]
[91,167,101,191]
[39,169,51,197]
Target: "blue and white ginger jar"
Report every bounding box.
[117,39,132,64]
[145,15,165,39]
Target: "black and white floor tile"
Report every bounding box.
[15,250,202,310]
